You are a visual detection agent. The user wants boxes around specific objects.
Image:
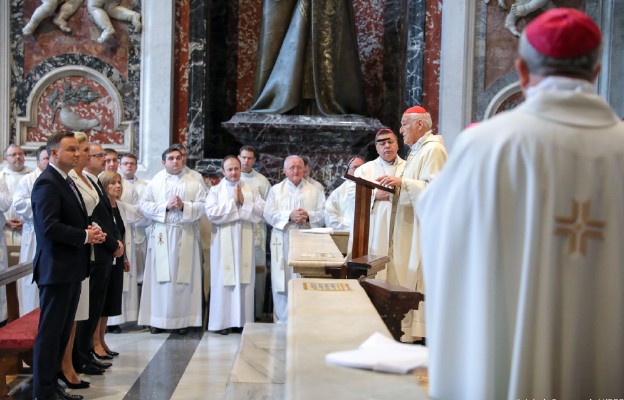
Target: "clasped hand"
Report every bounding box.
[87,225,107,244]
[290,208,309,224]
[167,195,184,211]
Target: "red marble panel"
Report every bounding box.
[174,0,190,144]
[27,76,124,144]
[423,0,442,129]
[236,0,262,112]
[22,0,132,77]
[484,0,586,90]
[353,0,385,117]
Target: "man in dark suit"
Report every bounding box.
[31,131,105,400]
[72,143,123,375]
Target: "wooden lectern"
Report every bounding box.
[344,173,394,259]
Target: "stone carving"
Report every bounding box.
[87,0,142,43]
[249,0,366,116]
[485,0,550,36]
[49,81,102,131]
[22,0,84,36]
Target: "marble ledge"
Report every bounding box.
[222,112,385,133]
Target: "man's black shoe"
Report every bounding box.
[150,327,163,334]
[55,385,84,400]
[215,328,229,335]
[90,358,112,369]
[75,363,104,375]
[177,328,188,335]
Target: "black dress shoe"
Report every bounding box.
[90,358,112,369]
[75,363,104,375]
[177,328,188,335]
[106,349,120,357]
[57,373,90,389]
[91,350,113,360]
[107,324,122,334]
[150,327,163,334]
[215,328,229,335]
[230,327,244,334]
[55,385,84,400]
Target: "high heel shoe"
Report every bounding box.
[106,349,120,357]
[91,350,113,360]
[57,372,90,389]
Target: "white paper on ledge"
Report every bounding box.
[325,332,428,374]
[299,227,334,234]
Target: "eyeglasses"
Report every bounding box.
[90,153,106,158]
[6,153,24,158]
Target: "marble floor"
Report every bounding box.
[8,323,242,400]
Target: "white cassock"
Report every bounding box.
[1,166,31,246]
[138,170,206,329]
[324,179,356,231]
[205,179,265,331]
[350,157,404,270]
[416,80,624,400]
[263,179,325,323]
[108,200,146,325]
[391,132,447,339]
[12,168,43,314]
[0,178,12,321]
[121,177,149,283]
[239,169,271,318]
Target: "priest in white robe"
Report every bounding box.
[377,106,448,340]
[0,177,12,322]
[350,129,404,271]
[206,156,265,333]
[416,9,624,399]
[263,156,325,323]
[13,146,49,314]
[2,144,32,246]
[324,156,364,231]
[138,146,206,333]
[238,145,271,319]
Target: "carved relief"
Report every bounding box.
[17,66,133,151]
[485,0,551,36]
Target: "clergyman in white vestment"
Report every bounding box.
[238,145,271,319]
[263,156,325,323]
[416,9,624,399]
[377,106,448,340]
[350,129,404,272]
[138,146,206,333]
[13,146,49,314]
[324,156,364,231]
[0,177,12,321]
[2,144,32,246]
[206,156,265,333]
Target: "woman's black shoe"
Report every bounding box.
[107,325,122,334]
[91,350,114,360]
[57,373,91,389]
[106,349,120,357]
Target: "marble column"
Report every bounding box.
[185,0,209,169]
[0,1,10,154]
[404,0,425,110]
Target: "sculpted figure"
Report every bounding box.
[22,0,84,36]
[87,0,142,43]
[249,0,366,116]
[485,0,550,36]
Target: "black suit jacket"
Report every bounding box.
[88,176,119,262]
[32,165,90,285]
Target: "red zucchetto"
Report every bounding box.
[525,8,601,59]
[404,106,428,114]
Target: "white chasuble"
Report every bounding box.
[205,179,265,331]
[417,87,624,400]
[263,179,325,323]
[350,157,404,270]
[138,170,206,329]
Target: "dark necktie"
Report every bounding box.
[66,176,87,213]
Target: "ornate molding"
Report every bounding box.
[16,65,133,152]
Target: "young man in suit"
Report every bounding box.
[31,131,105,400]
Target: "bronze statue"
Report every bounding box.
[249,0,366,116]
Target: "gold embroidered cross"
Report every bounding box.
[555,200,605,256]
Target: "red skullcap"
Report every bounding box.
[525,8,601,59]
[404,106,428,114]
